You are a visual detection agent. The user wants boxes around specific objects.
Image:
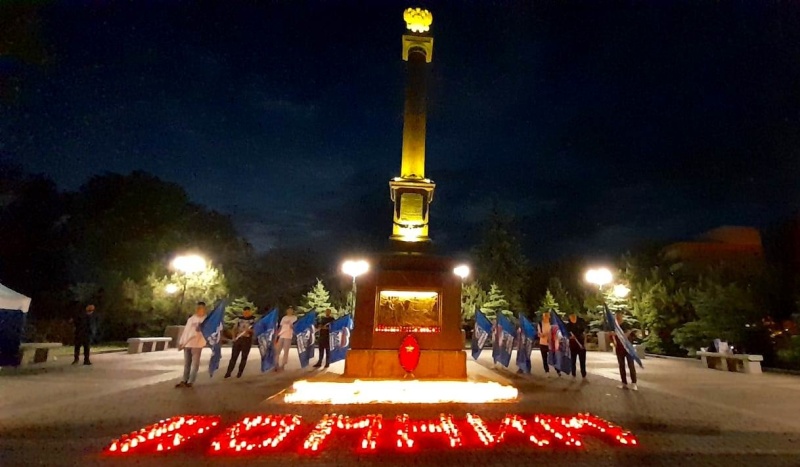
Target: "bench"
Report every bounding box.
[697,351,763,374]
[19,342,63,365]
[127,337,172,354]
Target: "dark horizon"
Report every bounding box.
[3,0,799,262]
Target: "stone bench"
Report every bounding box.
[697,351,763,374]
[19,342,63,365]
[127,337,172,354]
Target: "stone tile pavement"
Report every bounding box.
[0,347,798,466]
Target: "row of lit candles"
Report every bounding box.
[105,413,637,455]
[375,325,441,333]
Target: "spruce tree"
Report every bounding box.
[480,283,514,321]
[298,279,336,317]
[537,289,560,319]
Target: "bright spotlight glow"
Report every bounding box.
[585,268,613,287]
[453,265,470,279]
[342,260,369,279]
[165,283,180,294]
[283,380,518,405]
[612,284,630,298]
[171,255,207,274]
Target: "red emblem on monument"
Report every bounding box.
[398,334,421,374]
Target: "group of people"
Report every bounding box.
[174,303,336,388]
[72,300,638,392]
[529,310,639,390]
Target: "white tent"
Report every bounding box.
[0,283,31,313]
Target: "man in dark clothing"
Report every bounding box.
[314,308,335,368]
[612,311,638,390]
[225,307,256,378]
[73,304,97,365]
[565,313,587,378]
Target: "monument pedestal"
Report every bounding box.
[344,253,467,380]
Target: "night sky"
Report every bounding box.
[2,1,799,261]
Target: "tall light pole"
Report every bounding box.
[342,260,369,316]
[171,254,207,313]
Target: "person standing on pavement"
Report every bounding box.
[176,302,207,388]
[314,309,335,368]
[612,311,638,391]
[224,306,256,378]
[565,312,587,379]
[72,304,97,365]
[274,307,297,372]
[537,311,552,375]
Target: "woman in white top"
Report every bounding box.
[176,302,207,388]
[274,307,297,371]
[538,311,552,375]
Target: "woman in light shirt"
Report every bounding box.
[176,302,207,388]
[274,307,297,372]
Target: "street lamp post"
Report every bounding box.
[342,260,369,317]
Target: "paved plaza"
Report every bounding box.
[1,348,799,466]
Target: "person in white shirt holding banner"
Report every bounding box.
[274,307,297,372]
[176,302,207,388]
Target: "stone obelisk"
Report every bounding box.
[389,8,436,244]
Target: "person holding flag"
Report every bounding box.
[200,300,226,378]
[313,308,335,368]
[274,307,297,372]
[471,310,493,361]
[516,314,537,374]
[175,301,207,388]
[254,307,278,372]
[537,311,553,375]
[610,309,641,391]
[327,314,353,365]
[493,313,515,368]
[565,312,588,379]
[548,309,572,376]
[224,306,256,379]
[293,309,318,369]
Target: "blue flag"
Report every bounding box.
[605,304,643,369]
[328,314,352,364]
[294,310,317,368]
[471,311,493,360]
[201,300,226,377]
[516,314,537,374]
[494,313,516,368]
[254,307,278,372]
[548,311,572,375]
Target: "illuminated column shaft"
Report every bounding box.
[400,47,429,179]
[391,8,435,244]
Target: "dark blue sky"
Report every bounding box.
[2,0,799,261]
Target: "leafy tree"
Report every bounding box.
[480,283,513,321]
[461,281,487,321]
[298,279,337,317]
[144,265,229,333]
[624,254,694,355]
[472,206,528,310]
[673,276,764,353]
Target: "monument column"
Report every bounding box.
[390,8,436,244]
